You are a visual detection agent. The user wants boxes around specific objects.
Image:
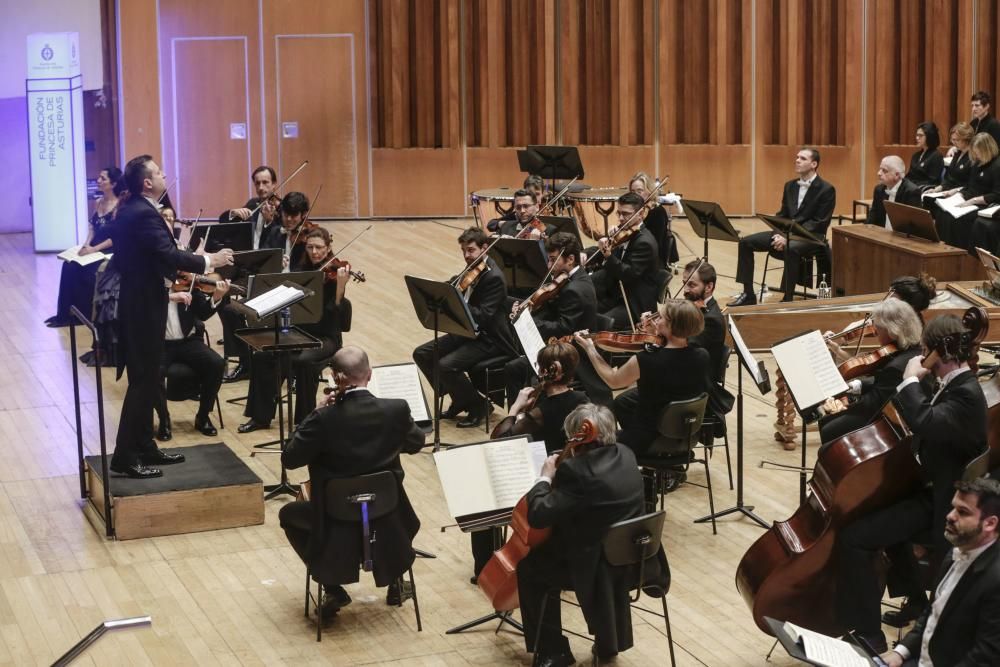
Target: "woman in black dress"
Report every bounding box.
[908,122,944,189]
[928,122,975,193]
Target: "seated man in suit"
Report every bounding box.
[880,477,1000,667]
[497,188,545,239]
[866,155,923,229]
[517,403,665,666]
[729,148,836,305]
[154,280,230,441]
[278,346,426,621]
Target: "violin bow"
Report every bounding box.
[583,174,668,268]
[850,288,895,356]
[318,224,374,273]
[672,256,706,299]
[246,159,310,219]
[511,249,565,322]
[535,176,579,217]
[291,183,324,248]
[452,236,502,287]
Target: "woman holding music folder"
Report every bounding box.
[937,133,1000,255]
[238,227,352,433]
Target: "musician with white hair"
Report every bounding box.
[866,155,923,230]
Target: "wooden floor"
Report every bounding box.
[16,218,832,666]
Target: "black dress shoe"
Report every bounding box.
[386,580,413,606]
[457,404,494,428]
[46,316,73,328]
[727,292,757,307]
[143,449,185,465]
[441,404,466,419]
[223,364,248,383]
[882,598,927,627]
[534,650,576,667]
[238,419,270,434]
[110,462,163,479]
[78,350,95,365]
[662,471,687,493]
[194,414,217,437]
[157,418,172,442]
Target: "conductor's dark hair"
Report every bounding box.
[252,165,276,183]
[918,121,941,150]
[545,232,582,265]
[280,191,309,216]
[513,188,537,204]
[617,191,644,209]
[123,154,154,197]
[458,226,489,247]
[971,90,993,107]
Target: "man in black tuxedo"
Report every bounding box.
[880,478,1000,667]
[503,232,597,407]
[154,281,230,441]
[111,154,234,478]
[834,315,988,652]
[497,188,547,239]
[729,148,836,305]
[413,227,518,428]
[516,403,666,666]
[866,155,923,229]
[218,165,279,382]
[590,191,661,330]
[279,346,426,619]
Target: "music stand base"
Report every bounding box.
[250,439,281,455]
[445,610,523,635]
[413,548,436,559]
[694,504,769,529]
[263,481,300,500]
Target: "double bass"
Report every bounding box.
[736,306,989,636]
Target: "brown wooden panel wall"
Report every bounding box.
[659,0,751,145]
[977,0,1000,101]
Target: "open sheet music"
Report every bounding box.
[368,363,430,423]
[58,245,111,266]
[242,284,306,318]
[936,193,980,219]
[771,331,848,414]
[513,310,546,375]
[782,622,875,667]
[979,203,1000,218]
[434,438,547,522]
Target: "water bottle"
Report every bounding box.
[279,307,291,333]
[818,274,832,300]
[760,284,769,301]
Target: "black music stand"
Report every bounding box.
[521,145,584,194]
[757,213,826,302]
[883,201,940,242]
[538,215,582,246]
[681,199,741,262]
[230,248,283,288]
[487,238,549,294]
[764,617,881,666]
[189,221,254,252]
[695,316,770,529]
[404,275,479,452]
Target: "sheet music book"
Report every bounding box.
[782,622,873,667]
[936,193,979,219]
[979,203,1000,218]
[433,438,548,521]
[922,190,949,199]
[729,317,767,389]
[242,284,306,318]
[58,245,111,266]
[512,309,546,375]
[368,363,430,423]
[771,330,848,414]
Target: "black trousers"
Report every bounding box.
[471,527,504,576]
[517,542,576,656]
[834,489,932,635]
[217,301,250,365]
[154,337,226,423]
[967,212,1000,256]
[735,231,823,300]
[413,334,498,414]
[244,337,338,425]
[55,260,100,320]
[114,347,163,467]
[279,499,312,565]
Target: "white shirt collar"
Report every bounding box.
[797,174,817,188]
[953,537,997,563]
[885,180,901,197]
[939,364,971,389]
[143,195,163,210]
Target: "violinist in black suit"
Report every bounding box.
[629,171,679,267]
[834,314,988,653]
[110,155,234,479]
[907,122,945,189]
[729,148,836,305]
[880,478,1000,667]
[497,189,549,240]
[503,232,598,407]
[866,156,923,229]
[413,227,518,429]
[279,346,426,619]
[218,166,280,382]
[589,191,660,330]
[154,281,230,441]
[516,403,666,665]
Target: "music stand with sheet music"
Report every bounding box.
[757,213,827,302]
[229,248,284,288]
[189,221,254,252]
[404,275,479,452]
[680,199,742,262]
[520,145,584,194]
[765,617,882,666]
[233,279,319,500]
[883,200,940,242]
[694,315,770,529]
[245,271,324,328]
[487,238,549,294]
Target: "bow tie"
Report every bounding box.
[798,180,812,188]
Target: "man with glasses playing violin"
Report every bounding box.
[833,314,988,653]
[497,188,547,239]
[413,227,518,429]
[588,191,660,331]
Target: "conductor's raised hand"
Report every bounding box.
[209,248,235,269]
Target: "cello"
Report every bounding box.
[735,306,989,636]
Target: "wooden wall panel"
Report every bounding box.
[977,0,1000,101]
[117,0,162,159]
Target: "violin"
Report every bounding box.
[514,217,547,239]
[583,175,668,269]
[172,271,245,296]
[554,330,663,354]
[825,319,876,344]
[510,273,570,321]
[489,365,560,439]
[452,252,492,291]
[316,254,366,284]
[836,344,898,381]
[476,421,597,612]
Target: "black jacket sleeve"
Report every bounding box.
[525,463,590,529]
[604,234,655,286]
[533,286,587,340]
[282,408,327,470]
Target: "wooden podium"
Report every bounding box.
[831,224,982,296]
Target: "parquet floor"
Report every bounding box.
[9,217,844,665]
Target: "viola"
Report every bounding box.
[172,271,245,296]
[453,255,490,291]
[836,344,898,381]
[510,273,570,321]
[514,217,547,239]
[825,319,876,344]
[554,330,663,354]
[316,254,366,284]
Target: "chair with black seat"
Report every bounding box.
[634,393,717,533]
[304,471,422,641]
[654,267,672,304]
[469,353,514,433]
[530,510,676,667]
[700,345,734,490]
[759,242,831,300]
[162,324,225,428]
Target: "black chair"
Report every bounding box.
[759,243,831,300]
[469,354,513,433]
[654,268,672,304]
[700,345,734,490]
[531,511,675,667]
[162,326,225,428]
[304,471,422,641]
[634,393,717,534]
